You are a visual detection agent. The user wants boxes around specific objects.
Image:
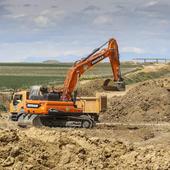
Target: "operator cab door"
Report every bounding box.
[10,94,24,113]
[13,94,22,103]
[10,93,27,113]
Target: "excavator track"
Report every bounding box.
[17,112,98,128]
[17,114,43,128]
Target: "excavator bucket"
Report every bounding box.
[103,79,126,91]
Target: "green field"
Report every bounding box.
[0,62,141,90]
[125,65,170,84]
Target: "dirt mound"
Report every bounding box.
[120,145,170,169]
[0,128,170,169]
[77,79,104,96]
[102,78,170,122]
[124,63,170,84]
[77,64,170,97]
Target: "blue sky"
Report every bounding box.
[0,0,169,62]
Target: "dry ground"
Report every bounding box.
[0,64,170,169]
[0,114,170,170]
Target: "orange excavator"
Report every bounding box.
[10,38,125,128]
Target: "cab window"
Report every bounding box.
[13,94,22,105]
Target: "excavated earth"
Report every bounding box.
[0,76,170,169]
[0,126,170,170]
[102,77,170,123]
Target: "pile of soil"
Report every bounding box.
[0,128,170,170]
[102,78,170,122]
[77,64,170,97]
[77,79,104,96]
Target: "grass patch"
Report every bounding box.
[0,62,143,90]
[0,75,65,90]
[0,63,73,67]
[125,69,170,85]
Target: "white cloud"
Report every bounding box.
[33,9,65,27]
[121,47,145,54]
[93,15,113,25]
[5,14,26,19]
[34,16,49,27]
[159,19,170,25]
[0,0,170,61]
[145,1,159,7]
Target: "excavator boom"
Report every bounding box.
[62,38,125,100]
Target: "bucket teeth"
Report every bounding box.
[103,79,125,91]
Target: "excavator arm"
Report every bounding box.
[62,38,125,100]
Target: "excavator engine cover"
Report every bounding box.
[103,79,125,91]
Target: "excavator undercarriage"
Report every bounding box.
[17,112,98,128]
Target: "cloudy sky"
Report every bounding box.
[0,0,169,62]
